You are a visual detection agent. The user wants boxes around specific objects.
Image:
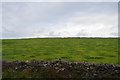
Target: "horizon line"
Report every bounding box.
[1,36,119,40]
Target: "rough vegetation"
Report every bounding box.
[2,38,118,64]
[2,60,120,79]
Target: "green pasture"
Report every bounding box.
[2,38,119,64]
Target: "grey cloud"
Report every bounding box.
[2,2,118,38]
[47,31,60,36]
[110,32,118,36]
[76,32,88,36]
[76,29,88,36]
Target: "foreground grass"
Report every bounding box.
[2,38,118,64]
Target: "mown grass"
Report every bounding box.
[2,38,119,64]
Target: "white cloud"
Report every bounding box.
[37,12,117,37]
[1,0,119,2]
[59,12,118,37]
[0,3,2,39]
[2,2,118,39]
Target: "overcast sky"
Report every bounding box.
[2,2,118,39]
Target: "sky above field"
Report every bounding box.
[2,2,118,39]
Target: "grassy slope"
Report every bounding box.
[2,38,118,64]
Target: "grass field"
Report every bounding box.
[2,38,119,64]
